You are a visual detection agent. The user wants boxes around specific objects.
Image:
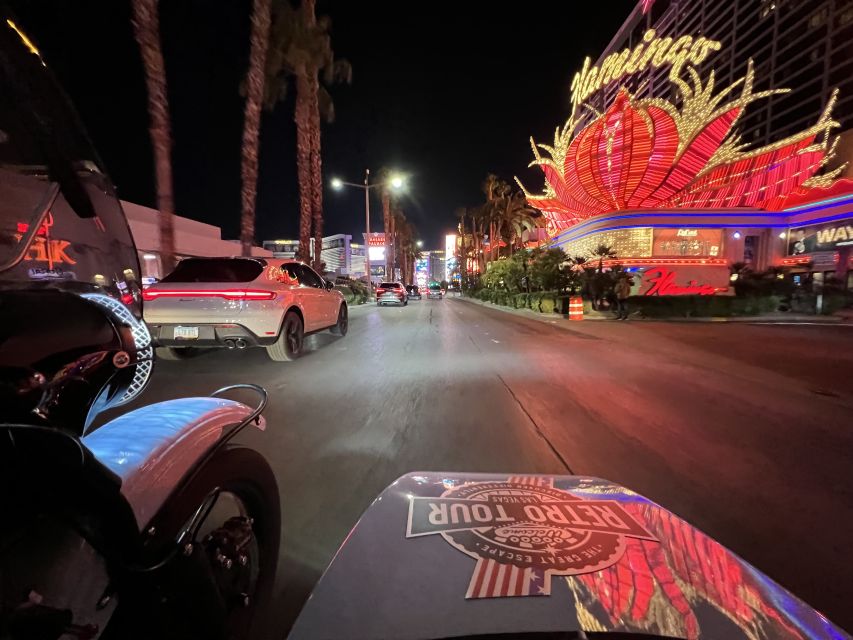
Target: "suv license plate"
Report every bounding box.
[174,326,199,340]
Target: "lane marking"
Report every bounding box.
[492,339,500,344]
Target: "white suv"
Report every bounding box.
[143,257,347,361]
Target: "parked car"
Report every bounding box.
[427,282,443,299]
[143,257,348,361]
[406,284,422,300]
[376,281,407,306]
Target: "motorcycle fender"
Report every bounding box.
[83,398,266,531]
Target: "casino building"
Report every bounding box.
[520,0,853,295]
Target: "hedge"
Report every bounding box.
[630,295,782,318]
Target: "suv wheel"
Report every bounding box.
[266,311,303,361]
[329,303,348,336]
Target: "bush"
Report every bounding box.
[512,293,529,309]
[822,293,853,315]
[631,295,782,318]
[334,285,356,304]
[539,294,557,314]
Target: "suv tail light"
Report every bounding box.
[376,288,386,294]
[142,289,276,301]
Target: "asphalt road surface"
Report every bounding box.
[122,297,853,636]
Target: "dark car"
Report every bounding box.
[405,284,421,300]
[376,281,407,306]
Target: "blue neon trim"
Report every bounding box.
[553,210,853,245]
[783,193,853,212]
[551,210,783,243]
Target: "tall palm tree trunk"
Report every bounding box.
[308,75,323,271]
[389,213,396,279]
[239,0,271,257]
[303,0,324,272]
[382,191,391,278]
[132,0,176,275]
[294,72,313,263]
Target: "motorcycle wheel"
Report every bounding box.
[106,447,280,640]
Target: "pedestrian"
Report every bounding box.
[614,273,632,320]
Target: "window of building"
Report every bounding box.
[809,7,828,29]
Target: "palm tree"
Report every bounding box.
[499,191,541,256]
[456,207,469,284]
[239,0,272,257]
[263,0,351,266]
[375,167,397,278]
[132,0,176,274]
[591,244,617,272]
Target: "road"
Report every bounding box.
[122,297,853,636]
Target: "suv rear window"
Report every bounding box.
[160,258,265,283]
[380,282,400,289]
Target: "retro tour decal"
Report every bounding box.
[406,476,656,599]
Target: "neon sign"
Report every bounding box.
[521,47,843,235]
[644,268,718,296]
[569,29,722,119]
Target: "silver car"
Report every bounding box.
[144,257,347,361]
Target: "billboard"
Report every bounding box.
[788,220,853,255]
[652,229,721,257]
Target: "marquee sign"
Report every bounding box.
[520,29,845,236]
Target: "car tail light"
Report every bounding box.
[142,289,276,301]
[376,288,386,294]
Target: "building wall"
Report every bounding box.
[124,201,271,280]
[582,0,853,145]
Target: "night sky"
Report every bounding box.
[10,0,636,249]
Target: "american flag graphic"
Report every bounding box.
[464,474,555,599]
[465,558,550,598]
[507,475,554,488]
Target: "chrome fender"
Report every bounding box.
[83,398,266,530]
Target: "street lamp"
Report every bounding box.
[329,171,406,292]
[416,240,423,248]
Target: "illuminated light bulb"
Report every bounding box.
[732,232,742,239]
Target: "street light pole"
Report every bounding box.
[331,171,405,296]
[364,168,372,294]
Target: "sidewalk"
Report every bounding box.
[454,295,849,325]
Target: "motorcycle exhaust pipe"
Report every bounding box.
[234,338,248,349]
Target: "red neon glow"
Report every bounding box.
[142,289,276,301]
[640,0,655,14]
[120,293,134,305]
[780,256,812,266]
[525,74,841,233]
[644,268,718,296]
[575,503,806,639]
[594,258,727,268]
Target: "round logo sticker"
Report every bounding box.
[406,477,657,598]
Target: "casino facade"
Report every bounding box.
[519,0,853,295]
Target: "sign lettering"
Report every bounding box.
[570,29,722,119]
[645,267,717,296]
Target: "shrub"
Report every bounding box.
[513,293,529,309]
[539,294,557,314]
[334,285,356,304]
[632,295,782,318]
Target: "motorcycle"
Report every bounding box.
[0,17,279,640]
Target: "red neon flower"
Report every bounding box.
[521,63,843,231]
